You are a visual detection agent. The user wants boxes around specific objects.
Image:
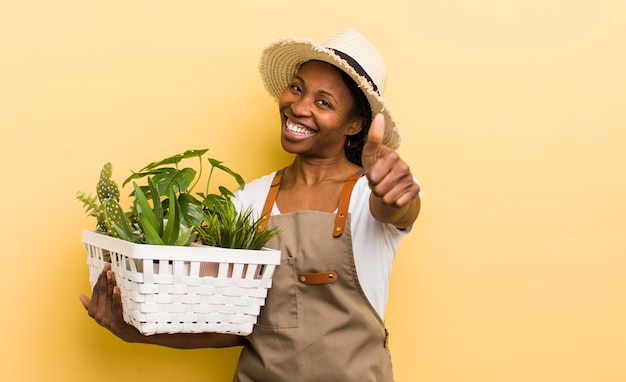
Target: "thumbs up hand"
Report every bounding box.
[361,113,387,172]
[361,114,421,227]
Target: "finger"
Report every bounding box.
[88,267,107,319]
[361,113,386,170]
[370,170,411,202]
[367,153,419,206]
[367,149,398,186]
[393,185,420,207]
[101,272,118,327]
[111,286,124,322]
[105,270,114,301]
[367,113,385,147]
[79,294,91,310]
[377,178,420,208]
[93,264,113,323]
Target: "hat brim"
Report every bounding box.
[259,37,401,149]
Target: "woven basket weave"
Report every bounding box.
[82,230,280,336]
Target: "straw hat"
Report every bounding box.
[259,29,401,149]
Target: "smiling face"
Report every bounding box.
[278,60,363,161]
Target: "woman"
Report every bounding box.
[80,29,421,381]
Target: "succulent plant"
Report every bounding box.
[77,162,122,235]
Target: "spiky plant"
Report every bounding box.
[195,196,280,250]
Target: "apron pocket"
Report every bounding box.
[255,257,298,329]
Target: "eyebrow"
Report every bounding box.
[293,75,338,104]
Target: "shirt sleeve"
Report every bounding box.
[230,171,277,220]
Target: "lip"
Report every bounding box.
[283,117,316,141]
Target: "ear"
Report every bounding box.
[345,117,364,136]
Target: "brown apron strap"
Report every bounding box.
[384,328,390,348]
[257,169,363,236]
[257,169,284,233]
[333,172,365,237]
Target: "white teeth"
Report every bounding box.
[286,120,315,136]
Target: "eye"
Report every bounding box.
[290,84,302,94]
[316,99,332,108]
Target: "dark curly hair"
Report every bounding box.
[335,68,372,167]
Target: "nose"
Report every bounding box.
[290,96,313,117]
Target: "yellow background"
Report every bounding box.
[2,0,625,381]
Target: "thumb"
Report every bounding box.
[361,113,385,170]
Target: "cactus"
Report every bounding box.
[94,163,138,241]
[96,162,122,233]
[97,163,120,203]
[77,162,134,238]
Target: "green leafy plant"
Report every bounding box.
[77,149,279,250]
[195,202,280,250]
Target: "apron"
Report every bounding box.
[234,170,394,382]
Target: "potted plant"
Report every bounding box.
[77,149,281,336]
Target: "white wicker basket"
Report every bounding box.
[82,230,280,336]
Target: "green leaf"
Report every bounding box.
[208,158,245,189]
[111,221,140,243]
[136,213,165,245]
[132,182,161,237]
[102,199,139,243]
[162,188,180,245]
[202,194,231,216]
[122,148,208,187]
[155,167,196,193]
[140,149,208,172]
[148,177,163,233]
[218,185,235,199]
[124,167,174,188]
[76,191,100,217]
[174,226,196,246]
[178,193,204,227]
